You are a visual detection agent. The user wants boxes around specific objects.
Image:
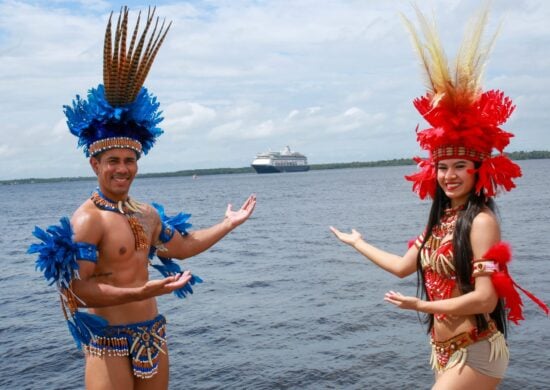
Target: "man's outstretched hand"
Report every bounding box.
[225,194,257,229]
[142,270,193,299]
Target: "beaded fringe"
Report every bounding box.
[83,318,167,379]
[431,331,508,373]
[85,336,163,379]
[488,332,509,362]
[431,345,468,372]
[128,215,149,250]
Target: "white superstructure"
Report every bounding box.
[251,146,309,173]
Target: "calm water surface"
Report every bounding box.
[1,160,548,389]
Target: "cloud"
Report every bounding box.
[0,0,549,179]
[163,101,218,139]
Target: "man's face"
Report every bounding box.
[90,148,138,200]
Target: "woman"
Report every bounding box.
[331,5,547,389]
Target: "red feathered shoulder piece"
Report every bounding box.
[483,242,549,325]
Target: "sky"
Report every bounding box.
[0,0,549,180]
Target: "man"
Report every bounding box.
[74,148,255,388]
[29,6,256,389]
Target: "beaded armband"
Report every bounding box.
[75,242,98,262]
[471,259,499,277]
[413,233,425,250]
[158,221,175,243]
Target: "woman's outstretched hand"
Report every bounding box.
[329,226,362,247]
[384,290,421,311]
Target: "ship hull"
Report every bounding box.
[251,164,310,174]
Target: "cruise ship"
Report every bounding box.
[251,146,310,173]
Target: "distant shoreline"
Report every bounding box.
[2,150,549,185]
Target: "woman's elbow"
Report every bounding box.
[395,269,414,279]
[394,264,416,279]
[478,293,499,313]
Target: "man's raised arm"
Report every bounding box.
[158,194,256,260]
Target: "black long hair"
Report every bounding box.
[416,185,508,337]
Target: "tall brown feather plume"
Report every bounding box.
[123,11,142,103]
[401,2,499,110]
[116,8,129,105]
[103,6,171,107]
[109,9,123,104]
[103,12,113,96]
[132,18,172,99]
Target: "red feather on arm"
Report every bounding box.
[484,242,549,324]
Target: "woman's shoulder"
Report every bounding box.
[469,209,501,256]
[471,208,499,230]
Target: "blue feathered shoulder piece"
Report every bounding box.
[28,217,81,289]
[150,203,202,299]
[152,202,192,236]
[63,84,164,156]
[28,217,108,350]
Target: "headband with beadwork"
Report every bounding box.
[402,4,522,199]
[63,6,171,157]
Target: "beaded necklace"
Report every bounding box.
[431,204,464,240]
[90,188,149,250]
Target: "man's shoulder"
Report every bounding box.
[137,201,161,220]
[71,199,102,227]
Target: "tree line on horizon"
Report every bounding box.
[2,150,550,185]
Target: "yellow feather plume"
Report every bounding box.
[402,2,500,109]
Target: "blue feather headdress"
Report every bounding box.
[64,6,171,157]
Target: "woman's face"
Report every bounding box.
[436,158,476,207]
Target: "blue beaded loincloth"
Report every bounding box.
[84,314,167,379]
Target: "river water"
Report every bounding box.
[1,160,548,389]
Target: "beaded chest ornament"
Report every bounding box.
[91,188,149,250]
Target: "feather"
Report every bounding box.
[152,202,192,235]
[476,155,521,196]
[74,310,108,331]
[64,84,164,156]
[103,12,113,94]
[485,241,549,324]
[492,271,524,324]
[67,320,84,350]
[481,241,511,265]
[402,3,499,110]
[29,217,81,288]
[151,257,203,299]
[133,17,172,100]
[405,156,437,200]
[400,12,436,94]
[123,10,142,101]
[118,8,129,103]
[109,8,123,105]
[103,6,171,107]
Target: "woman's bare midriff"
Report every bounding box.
[432,287,485,341]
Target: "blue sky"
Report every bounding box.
[1,0,549,179]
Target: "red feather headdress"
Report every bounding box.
[402,4,522,199]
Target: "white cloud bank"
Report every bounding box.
[0,0,549,179]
